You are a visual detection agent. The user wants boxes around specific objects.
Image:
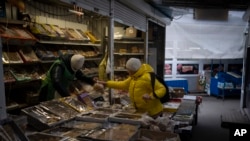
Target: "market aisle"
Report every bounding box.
[191,95,241,141]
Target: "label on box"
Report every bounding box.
[125,27,137,38]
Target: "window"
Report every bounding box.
[177,64,199,74]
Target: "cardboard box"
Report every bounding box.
[125,27,137,38]
[163,102,181,113]
[105,26,125,39]
[170,87,185,98]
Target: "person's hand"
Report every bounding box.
[93,77,99,82]
[93,83,104,92]
[97,81,107,85]
[142,94,152,101]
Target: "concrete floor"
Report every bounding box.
[190,95,241,141]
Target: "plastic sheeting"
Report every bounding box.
[165,11,248,59]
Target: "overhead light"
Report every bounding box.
[165,47,173,50]
[189,47,201,50]
[181,49,192,52]
[69,3,84,16]
[178,49,192,52]
[69,9,84,16]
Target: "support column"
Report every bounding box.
[108,0,114,105]
[0,38,7,120]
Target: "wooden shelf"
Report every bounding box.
[114,53,144,55]
[0,18,25,25]
[114,40,144,44]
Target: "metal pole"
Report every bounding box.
[240,19,250,110]
[108,0,114,105]
[144,19,149,63]
[0,37,7,120]
[210,59,213,77]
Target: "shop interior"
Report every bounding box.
[0,0,250,141]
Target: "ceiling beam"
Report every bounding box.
[146,0,249,10]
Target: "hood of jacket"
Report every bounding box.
[60,53,74,73]
[131,64,154,78]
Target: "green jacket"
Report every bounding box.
[39,54,95,101]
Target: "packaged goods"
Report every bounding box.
[109,112,143,125]
[50,25,66,38]
[125,26,137,38]
[85,31,100,43]
[30,23,48,35]
[11,27,34,39]
[66,28,84,40]
[60,96,87,113]
[76,29,90,40]
[40,100,79,119]
[77,93,95,109]
[41,24,58,37]
[19,46,40,62]
[3,51,23,64]
[63,120,102,130]
[0,25,20,38]
[3,69,16,83]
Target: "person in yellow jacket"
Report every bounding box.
[98,58,166,118]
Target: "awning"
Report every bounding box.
[165,11,248,59]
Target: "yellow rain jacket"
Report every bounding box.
[106,64,166,117]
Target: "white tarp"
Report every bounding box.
[165,11,248,59]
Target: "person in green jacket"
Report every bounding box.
[98,58,166,118]
[39,53,100,102]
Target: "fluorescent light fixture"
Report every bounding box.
[165,47,173,50]
[69,9,84,15]
[189,47,201,50]
[181,49,192,52]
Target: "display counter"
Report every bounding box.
[13,93,201,141]
[165,78,188,93]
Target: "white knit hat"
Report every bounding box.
[126,58,142,72]
[71,54,85,72]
